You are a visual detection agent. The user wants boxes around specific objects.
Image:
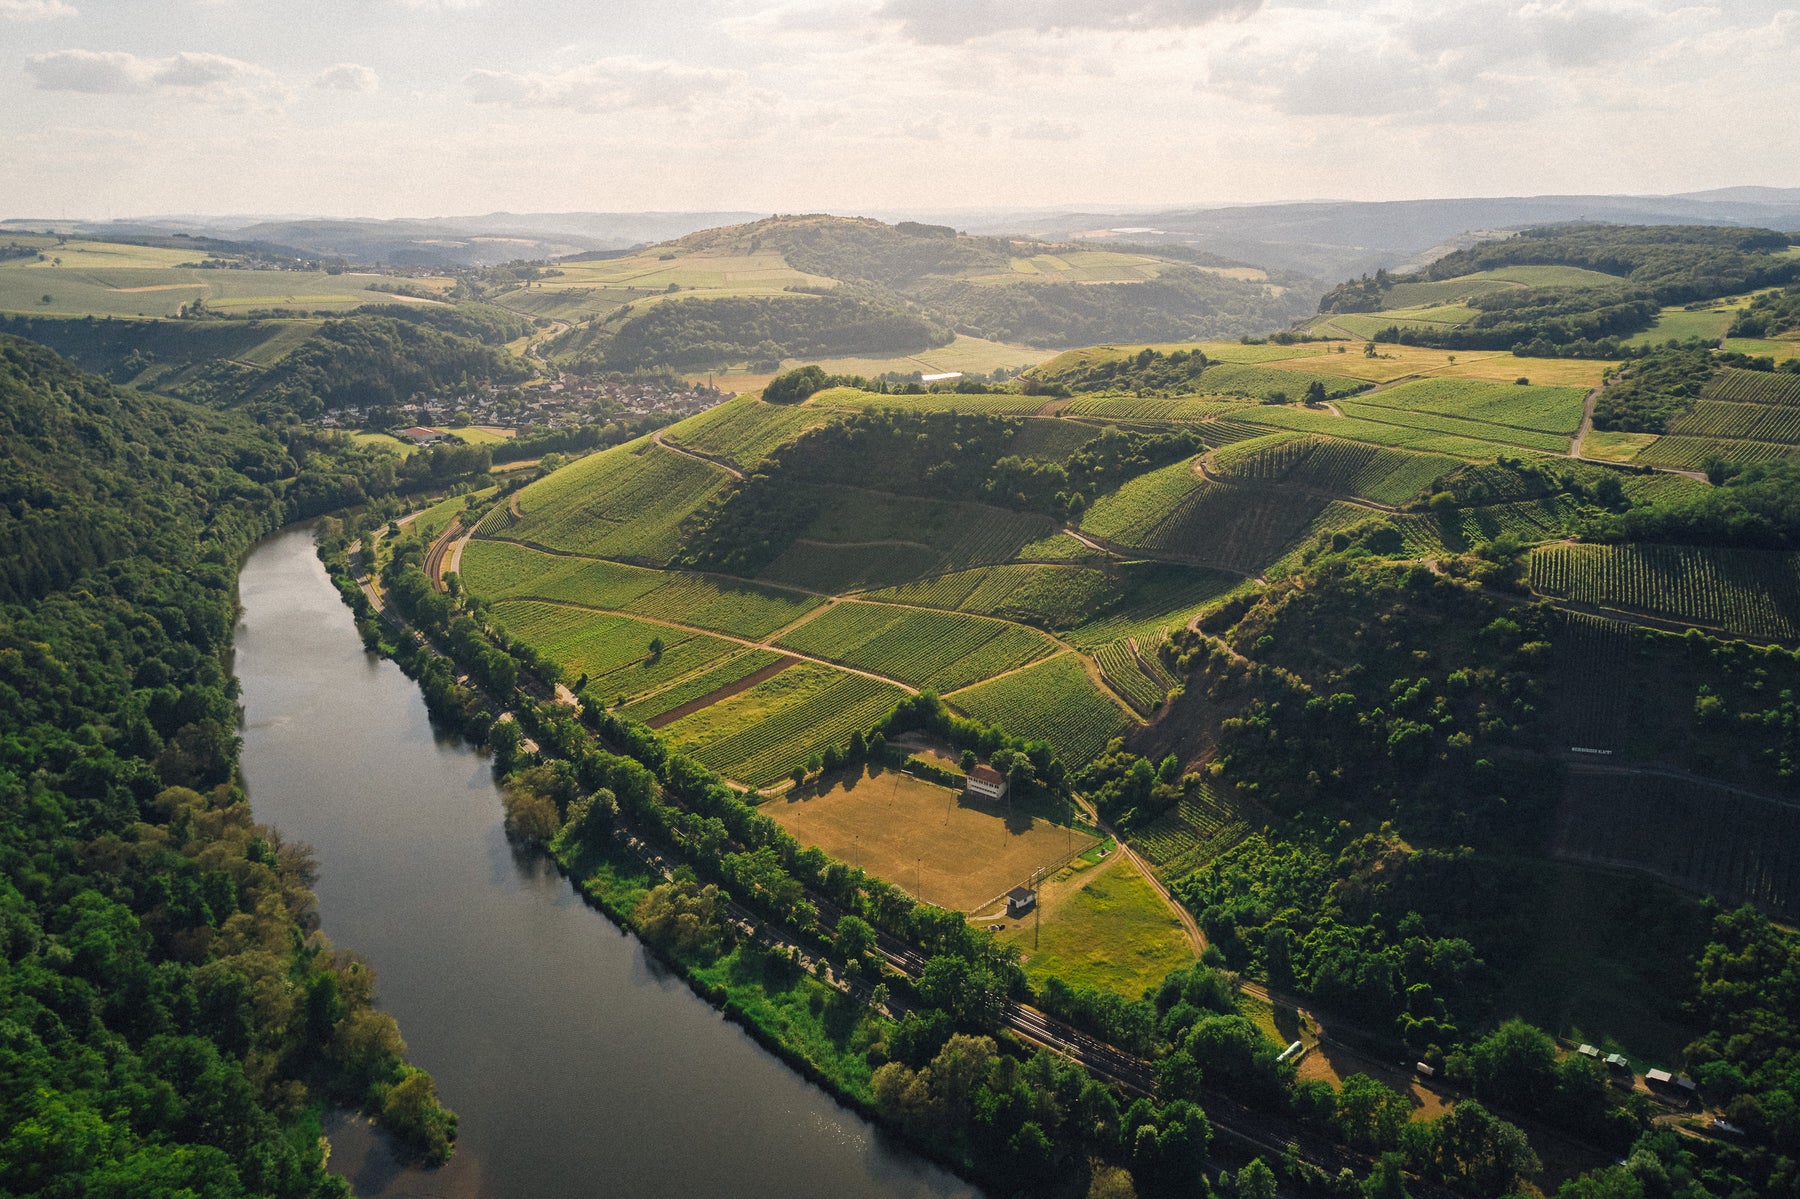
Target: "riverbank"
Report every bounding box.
[237,526,977,1198]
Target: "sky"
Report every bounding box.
[3,0,1798,219]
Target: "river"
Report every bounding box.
[234,526,977,1199]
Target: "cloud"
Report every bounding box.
[464,57,740,113]
[0,0,76,18]
[316,63,379,93]
[25,49,276,99]
[874,0,1261,44]
[1012,118,1081,140]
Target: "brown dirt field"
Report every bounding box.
[767,765,1098,912]
[645,656,798,729]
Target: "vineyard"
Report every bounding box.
[1529,542,1800,641]
[774,601,1059,691]
[757,539,945,594]
[947,654,1131,766]
[1548,611,1640,752]
[1081,469,1330,575]
[1061,397,1252,424]
[1704,367,1800,406]
[865,564,1117,629]
[618,648,785,725]
[1005,417,1110,460]
[1555,770,1800,918]
[1634,436,1800,471]
[1094,638,1176,713]
[657,663,907,787]
[459,543,819,639]
[488,600,739,701]
[1129,785,1248,878]
[506,439,729,564]
[662,396,838,467]
[1359,378,1589,436]
[1200,362,1371,402]
[1241,404,1518,458]
[1666,399,1800,444]
[797,485,1055,573]
[1209,434,1457,506]
[1064,565,1246,648]
[806,386,1048,416]
[1335,401,1573,454]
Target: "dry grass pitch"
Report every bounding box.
[766,764,1097,912]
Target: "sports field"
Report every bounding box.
[766,765,1098,912]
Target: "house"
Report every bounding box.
[400,426,445,445]
[965,763,1009,802]
[1006,886,1037,918]
[1604,1053,1631,1073]
[1645,1068,1674,1091]
[1577,1044,1601,1059]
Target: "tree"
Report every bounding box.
[647,636,665,659]
[1237,1158,1278,1199]
[1336,1073,1411,1151]
[835,914,876,962]
[1364,1152,1411,1199]
[1305,380,1328,404]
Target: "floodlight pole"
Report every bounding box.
[1033,866,1041,950]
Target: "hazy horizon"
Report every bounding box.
[5,0,1798,220]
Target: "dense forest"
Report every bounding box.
[0,335,456,1196]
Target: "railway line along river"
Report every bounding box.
[235,525,976,1199]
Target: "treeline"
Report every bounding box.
[580,285,952,372]
[1590,346,1719,432]
[1329,225,1800,354]
[1730,282,1800,340]
[0,335,454,1196]
[917,267,1313,348]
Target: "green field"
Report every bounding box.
[947,654,1130,765]
[1357,378,1588,436]
[0,247,452,318]
[505,438,730,564]
[1721,338,1800,364]
[1376,264,1624,309]
[1624,305,1739,347]
[996,856,1196,999]
[1529,542,1800,641]
[775,601,1058,691]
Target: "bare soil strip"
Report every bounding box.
[645,655,800,728]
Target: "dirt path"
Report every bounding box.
[647,655,800,728]
[652,429,744,480]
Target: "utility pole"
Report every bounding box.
[1033,867,1042,950]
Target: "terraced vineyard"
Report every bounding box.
[1199,362,1371,402]
[1209,433,1457,506]
[662,395,838,466]
[1556,770,1800,918]
[1529,542,1800,641]
[1666,400,1800,444]
[947,654,1130,765]
[1635,436,1800,470]
[775,601,1058,691]
[1358,378,1589,435]
[658,663,907,787]
[1130,785,1247,876]
[1080,464,1330,575]
[1705,367,1800,406]
[488,600,739,701]
[1240,404,1520,458]
[619,649,787,725]
[1063,566,1246,648]
[1061,397,1254,424]
[1335,401,1573,454]
[795,485,1055,574]
[806,386,1048,416]
[865,564,1117,629]
[460,542,820,637]
[1094,639,1174,713]
[505,439,728,563]
[1549,611,1638,753]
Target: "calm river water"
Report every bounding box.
[235,526,977,1199]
